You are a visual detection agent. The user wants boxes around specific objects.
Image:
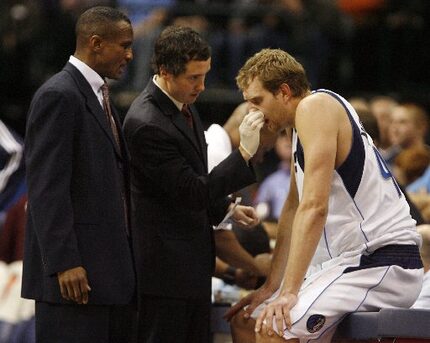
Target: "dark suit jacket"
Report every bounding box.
[123,80,256,299]
[22,62,135,305]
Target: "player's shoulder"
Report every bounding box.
[296,93,335,122]
[300,90,339,108]
[299,91,349,121]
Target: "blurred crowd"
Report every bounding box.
[1,0,430,135]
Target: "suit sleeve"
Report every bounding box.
[129,124,255,215]
[25,90,81,276]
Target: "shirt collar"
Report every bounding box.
[153,75,183,111]
[69,55,105,95]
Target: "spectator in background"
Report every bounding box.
[356,106,424,225]
[0,119,26,264]
[393,146,430,187]
[22,7,136,342]
[348,96,369,113]
[390,104,430,216]
[254,130,292,239]
[0,120,25,217]
[0,195,27,264]
[369,95,399,168]
[390,103,429,152]
[127,7,170,91]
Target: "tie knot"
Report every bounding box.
[101,83,109,98]
[181,104,191,117]
[181,104,193,128]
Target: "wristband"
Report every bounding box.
[221,266,237,285]
[255,276,266,289]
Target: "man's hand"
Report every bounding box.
[239,110,265,160]
[224,284,274,322]
[255,292,298,337]
[232,205,259,229]
[58,266,91,304]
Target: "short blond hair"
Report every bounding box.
[236,49,310,97]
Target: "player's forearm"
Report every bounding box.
[214,230,259,274]
[264,199,296,291]
[281,204,326,295]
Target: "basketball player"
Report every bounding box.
[225,49,424,343]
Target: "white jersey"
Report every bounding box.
[292,89,421,273]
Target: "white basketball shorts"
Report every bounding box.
[252,245,423,343]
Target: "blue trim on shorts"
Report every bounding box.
[306,266,391,343]
[343,245,422,273]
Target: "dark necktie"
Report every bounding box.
[101,83,130,235]
[101,83,121,147]
[181,104,193,129]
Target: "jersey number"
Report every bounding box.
[373,146,402,197]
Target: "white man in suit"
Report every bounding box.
[124,26,264,342]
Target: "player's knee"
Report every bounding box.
[230,310,255,336]
[230,310,246,329]
[256,330,292,343]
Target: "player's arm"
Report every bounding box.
[224,155,300,321]
[264,157,299,292]
[280,95,338,296]
[255,94,340,334]
[215,229,263,276]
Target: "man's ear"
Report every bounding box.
[159,66,172,80]
[89,35,103,52]
[279,83,292,101]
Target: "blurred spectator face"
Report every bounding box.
[275,133,292,163]
[349,97,369,113]
[161,58,211,104]
[390,106,418,148]
[370,98,397,148]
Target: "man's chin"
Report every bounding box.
[267,123,279,133]
[187,96,199,103]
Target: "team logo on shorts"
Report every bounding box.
[306,314,326,333]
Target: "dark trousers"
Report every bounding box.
[35,301,137,343]
[138,295,211,343]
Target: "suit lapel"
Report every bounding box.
[188,106,208,170]
[148,81,206,163]
[63,63,122,159]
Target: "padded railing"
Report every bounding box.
[211,306,430,342]
[334,309,430,342]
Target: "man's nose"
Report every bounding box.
[125,48,133,62]
[196,78,205,92]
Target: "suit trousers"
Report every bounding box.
[35,301,137,343]
[138,294,211,343]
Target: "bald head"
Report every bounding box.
[75,6,131,49]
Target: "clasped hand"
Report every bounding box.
[255,292,298,337]
[57,266,91,304]
[232,204,259,228]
